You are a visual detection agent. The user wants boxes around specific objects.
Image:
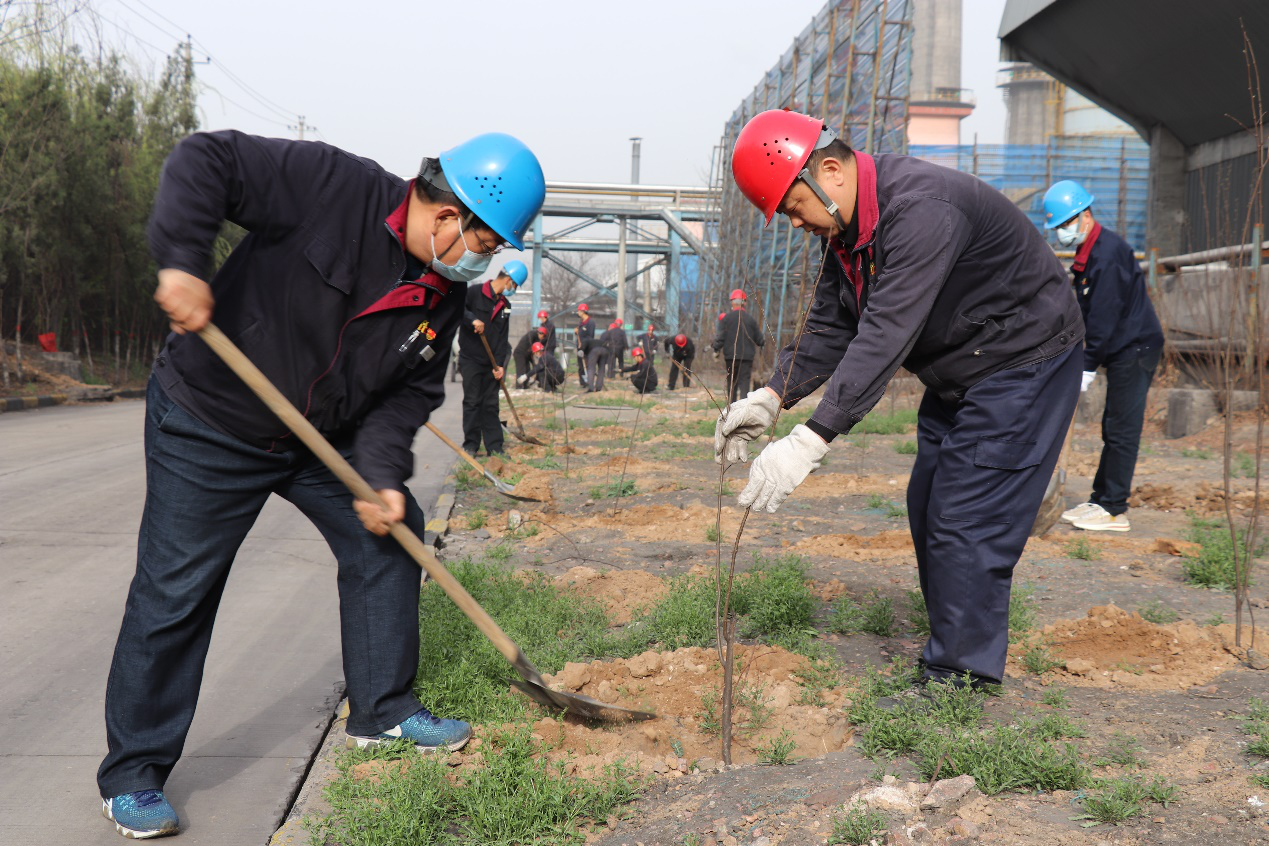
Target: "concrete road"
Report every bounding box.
[0,388,463,845]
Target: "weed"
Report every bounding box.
[504,523,541,541]
[704,524,719,543]
[914,723,1088,794]
[636,572,716,650]
[830,805,889,845]
[1095,733,1144,768]
[454,465,487,492]
[1234,450,1258,478]
[1203,613,1225,626]
[885,502,908,519]
[1023,712,1086,740]
[1041,688,1069,709]
[1064,536,1101,561]
[1244,701,1269,758]
[755,729,799,765]
[894,440,918,455]
[735,683,775,733]
[697,689,720,736]
[734,554,817,641]
[466,508,488,530]
[830,591,897,637]
[680,835,704,846]
[1008,585,1039,641]
[866,493,887,510]
[1073,777,1148,825]
[486,542,514,564]
[1137,599,1179,624]
[1183,515,1264,590]
[524,455,562,471]
[857,408,919,435]
[1143,775,1180,806]
[794,655,843,706]
[589,479,637,499]
[1252,773,1269,789]
[1181,447,1212,459]
[1248,697,1269,722]
[670,739,684,758]
[1022,642,1062,676]
[906,588,930,635]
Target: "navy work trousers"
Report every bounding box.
[1091,345,1160,515]
[98,378,427,798]
[724,358,753,404]
[459,358,503,455]
[906,346,1080,685]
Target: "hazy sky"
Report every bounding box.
[93,0,1012,186]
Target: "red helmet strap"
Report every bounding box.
[796,167,847,232]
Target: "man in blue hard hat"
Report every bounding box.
[459,259,525,454]
[1043,180,1163,533]
[98,130,544,839]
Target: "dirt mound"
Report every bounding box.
[492,502,769,545]
[553,566,667,625]
[1026,604,1269,689]
[791,530,915,562]
[1130,481,1260,515]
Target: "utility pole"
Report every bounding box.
[289,115,314,140]
[629,137,646,320]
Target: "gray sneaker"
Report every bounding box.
[1061,502,1103,524]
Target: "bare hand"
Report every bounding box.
[472,320,486,335]
[155,268,214,334]
[353,489,406,536]
[492,366,505,380]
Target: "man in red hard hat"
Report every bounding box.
[536,308,557,357]
[715,109,1082,702]
[525,340,564,392]
[664,332,695,390]
[621,346,657,394]
[575,303,594,387]
[608,317,628,378]
[713,288,764,403]
[639,323,657,367]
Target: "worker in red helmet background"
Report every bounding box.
[608,317,628,378]
[638,323,657,368]
[575,303,594,388]
[713,288,764,403]
[536,308,557,356]
[525,340,564,392]
[664,332,696,390]
[512,324,548,389]
[621,346,658,394]
[715,109,1082,703]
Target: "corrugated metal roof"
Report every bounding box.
[999,0,1269,147]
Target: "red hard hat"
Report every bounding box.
[647,324,655,331]
[576,303,588,312]
[531,341,544,353]
[674,333,687,347]
[537,309,548,319]
[732,109,824,224]
[632,346,644,357]
[615,318,624,326]
[718,312,726,320]
[730,289,747,301]
[608,322,618,329]
[536,325,547,333]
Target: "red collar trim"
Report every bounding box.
[1072,221,1102,273]
[482,280,509,319]
[355,271,450,318]
[851,151,880,250]
[384,180,412,240]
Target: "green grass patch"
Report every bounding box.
[829,591,897,637]
[1063,536,1101,560]
[454,465,488,492]
[771,405,816,438]
[894,440,919,455]
[1021,641,1063,676]
[704,524,720,543]
[1041,687,1069,709]
[1242,697,1269,757]
[1137,599,1179,624]
[1072,775,1178,827]
[856,408,919,435]
[465,508,488,529]
[1183,515,1262,589]
[589,479,638,499]
[1008,584,1039,641]
[1180,447,1211,459]
[313,726,647,845]
[829,805,889,845]
[1234,450,1258,478]
[755,729,799,765]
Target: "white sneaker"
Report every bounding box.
[1060,502,1104,524]
[1072,511,1131,532]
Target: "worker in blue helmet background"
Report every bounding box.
[458,258,526,455]
[99,129,545,839]
[1043,180,1163,534]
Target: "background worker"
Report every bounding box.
[584,326,613,392]
[713,289,764,403]
[537,308,557,355]
[716,109,1082,700]
[608,317,628,377]
[639,323,657,366]
[664,332,696,390]
[525,340,565,392]
[511,323,543,389]
[99,130,544,839]
[622,346,658,393]
[458,260,524,456]
[1044,180,1164,534]
[575,302,595,387]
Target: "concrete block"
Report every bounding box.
[1167,389,1217,439]
[1215,389,1261,414]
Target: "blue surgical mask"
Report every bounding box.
[430,217,493,283]
[1056,220,1086,248]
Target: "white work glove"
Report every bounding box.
[738,424,830,513]
[714,387,781,464]
[1081,370,1096,393]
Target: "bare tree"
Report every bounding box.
[540,252,598,315]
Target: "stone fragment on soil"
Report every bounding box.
[849,784,919,814]
[1247,649,1269,670]
[921,774,977,810]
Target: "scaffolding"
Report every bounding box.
[710,0,916,349]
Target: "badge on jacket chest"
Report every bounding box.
[398,320,437,369]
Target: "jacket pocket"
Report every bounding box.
[304,235,355,295]
[973,437,1041,470]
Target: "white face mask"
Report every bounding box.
[430,217,493,283]
[1056,219,1087,248]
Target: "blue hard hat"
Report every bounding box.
[1042,180,1094,229]
[439,133,545,250]
[500,259,528,287]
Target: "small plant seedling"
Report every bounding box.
[466,508,488,530]
[704,524,720,543]
[670,738,684,758]
[1202,613,1225,627]
[830,805,889,845]
[866,493,887,510]
[589,479,638,499]
[1064,536,1101,560]
[1136,599,1179,624]
[1234,450,1257,478]
[1022,642,1062,676]
[680,835,704,846]
[755,729,798,765]
[1072,777,1148,825]
[486,542,514,564]
[885,502,908,519]
[1041,687,1069,709]
[894,440,918,455]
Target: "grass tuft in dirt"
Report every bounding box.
[856,408,919,435]
[1071,775,1178,827]
[1136,599,1179,624]
[755,729,799,765]
[829,591,897,637]
[829,805,889,845]
[1063,536,1101,561]
[1021,640,1063,676]
[905,588,930,635]
[313,726,647,846]
[1242,697,1269,757]
[1094,732,1144,768]
[894,440,918,455]
[589,479,638,499]
[1183,515,1263,589]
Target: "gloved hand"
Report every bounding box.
[1081,370,1096,393]
[714,387,781,464]
[738,424,829,513]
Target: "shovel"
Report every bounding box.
[477,333,548,446]
[423,421,542,502]
[198,322,653,722]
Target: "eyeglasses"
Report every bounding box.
[457,215,507,257]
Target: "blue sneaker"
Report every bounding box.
[102,789,179,839]
[346,706,472,752]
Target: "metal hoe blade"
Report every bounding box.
[424,422,542,502]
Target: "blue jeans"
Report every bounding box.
[1091,346,1161,516]
[907,346,1081,685]
[98,377,427,797]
